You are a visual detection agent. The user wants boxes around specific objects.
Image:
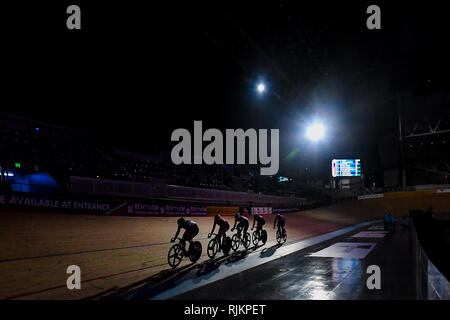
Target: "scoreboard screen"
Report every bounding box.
[332,159,361,177]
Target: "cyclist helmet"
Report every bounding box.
[214,214,222,222]
[277,213,282,218]
[235,212,241,219]
[177,217,185,226]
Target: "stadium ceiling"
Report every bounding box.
[200,1,448,115]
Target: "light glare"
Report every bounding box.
[306,122,325,141]
[257,83,266,93]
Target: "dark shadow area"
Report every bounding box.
[226,250,251,264]
[196,254,231,277]
[410,209,450,281]
[260,244,281,258]
[93,246,260,299]
[174,222,417,300]
[86,263,196,300]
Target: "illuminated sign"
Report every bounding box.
[277,176,289,183]
[332,159,361,177]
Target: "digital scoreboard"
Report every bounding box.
[332,159,361,177]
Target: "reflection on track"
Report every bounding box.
[174,222,416,300]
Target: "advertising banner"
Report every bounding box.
[0,192,119,213]
[162,204,189,216]
[190,206,207,216]
[272,207,301,213]
[207,206,239,216]
[132,203,160,215]
[251,207,273,215]
[129,202,207,216]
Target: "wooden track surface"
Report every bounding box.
[1,192,447,300]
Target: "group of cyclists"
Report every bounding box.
[170,212,286,257]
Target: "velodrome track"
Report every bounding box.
[0,190,449,300]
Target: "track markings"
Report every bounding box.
[310,242,377,259]
[351,231,387,238]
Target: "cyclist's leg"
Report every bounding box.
[216,229,224,250]
[243,223,249,238]
[223,222,229,245]
[217,234,222,250]
[220,230,226,248]
[257,222,263,236]
[215,232,221,246]
[180,232,189,254]
[237,223,243,236]
[189,225,199,251]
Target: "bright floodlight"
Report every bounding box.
[257,83,266,93]
[306,122,325,142]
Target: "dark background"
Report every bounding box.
[2,1,449,180]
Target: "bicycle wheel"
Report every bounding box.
[189,241,202,263]
[282,231,287,243]
[243,232,251,249]
[223,236,232,255]
[261,230,267,245]
[168,244,183,268]
[252,230,259,245]
[276,230,282,244]
[231,234,240,251]
[207,238,219,259]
